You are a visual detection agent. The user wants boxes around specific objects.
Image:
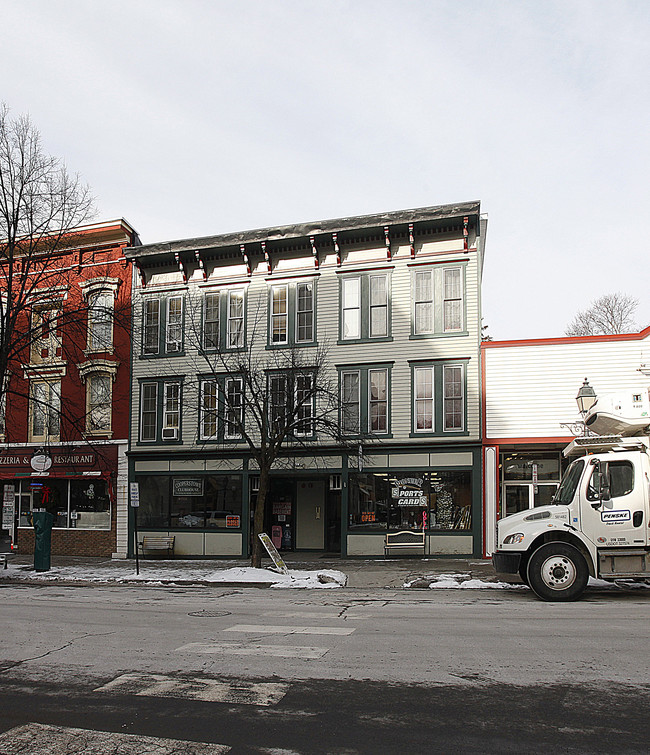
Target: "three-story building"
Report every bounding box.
[126,202,486,558]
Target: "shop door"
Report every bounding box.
[502,483,558,518]
[296,481,325,550]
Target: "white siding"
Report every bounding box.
[484,332,650,439]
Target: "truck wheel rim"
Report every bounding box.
[540,555,576,590]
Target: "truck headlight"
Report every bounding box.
[503,532,524,545]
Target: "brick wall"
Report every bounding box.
[15,498,117,557]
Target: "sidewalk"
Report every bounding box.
[1,552,504,590]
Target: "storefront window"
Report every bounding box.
[348,470,472,532]
[502,452,560,481]
[70,480,110,529]
[137,475,242,529]
[16,478,111,529]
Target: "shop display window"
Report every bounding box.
[348,470,472,532]
[137,474,242,529]
[16,478,111,529]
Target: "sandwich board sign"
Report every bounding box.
[258,532,289,575]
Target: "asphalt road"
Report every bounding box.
[1,583,649,753]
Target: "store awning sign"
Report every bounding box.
[391,477,427,507]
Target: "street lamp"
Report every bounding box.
[576,378,597,435]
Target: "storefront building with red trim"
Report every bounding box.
[3,220,138,557]
[481,326,650,557]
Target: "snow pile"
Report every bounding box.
[208,566,348,588]
[1,562,348,588]
[404,573,524,590]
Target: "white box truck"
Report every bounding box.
[492,389,650,601]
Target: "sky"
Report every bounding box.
[2,0,649,340]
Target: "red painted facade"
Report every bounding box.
[2,220,137,557]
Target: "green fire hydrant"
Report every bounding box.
[33,511,54,572]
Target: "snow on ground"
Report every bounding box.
[0,562,348,588]
[403,573,525,590]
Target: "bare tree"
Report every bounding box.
[565,292,640,337]
[194,317,346,568]
[0,104,100,432]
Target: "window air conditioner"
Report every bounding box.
[162,427,179,440]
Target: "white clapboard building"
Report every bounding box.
[481,326,650,556]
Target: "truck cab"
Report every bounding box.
[493,394,650,601]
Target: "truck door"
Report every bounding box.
[580,457,648,548]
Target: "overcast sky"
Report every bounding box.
[2,0,649,340]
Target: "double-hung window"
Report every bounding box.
[225,378,243,439]
[268,281,315,347]
[414,270,434,335]
[296,282,314,343]
[140,383,158,441]
[340,365,390,436]
[200,376,243,441]
[414,366,434,431]
[295,374,314,437]
[342,278,361,340]
[340,273,391,342]
[227,290,245,348]
[202,289,246,351]
[411,361,466,434]
[165,297,183,353]
[88,291,113,351]
[142,295,184,356]
[203,293,220,349]
[163,382,181,439]
[88,374,112,433]
[268,372,314,437]
[30,380,61,442]
[143,300,160,355]
[271,286,288,344]
[411,265,465,336]
[139,379,182,442]
[443,364,464,431]
[443,268,463,332]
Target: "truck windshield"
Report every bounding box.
[553,459,584,505]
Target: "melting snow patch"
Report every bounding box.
[403,573,524,590]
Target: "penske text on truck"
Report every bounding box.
[492,389,650,601]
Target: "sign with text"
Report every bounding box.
[258,532,289,575]
[391,477,427,507]
[173,478,204,497]
[2,484,15,530]
[129,482,140,508]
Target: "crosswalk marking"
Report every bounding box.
[262,611,366,620]
[224,624,356,635]
[176,641,329,659]
[0,723,230,754]
[95,672,288,706]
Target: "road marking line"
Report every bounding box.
[95,672,288,706]
[262,611,366,620]
[224,624,356,635]
[177,641,329,659]
[0,723,230,754]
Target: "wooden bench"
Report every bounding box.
[139,536,175,558]
[384,530,426,557]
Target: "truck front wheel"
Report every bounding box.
[526,542,589,602]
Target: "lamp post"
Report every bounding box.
[576,378,597,435]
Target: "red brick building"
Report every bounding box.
[2,220,137,557]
